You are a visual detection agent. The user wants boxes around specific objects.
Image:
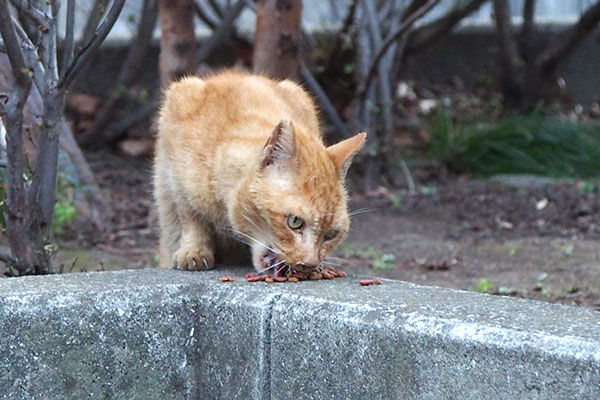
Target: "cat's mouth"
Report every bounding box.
[261,250,315,276]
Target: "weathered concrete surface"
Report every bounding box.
[0,268,598,400]
[269,279,600,399]
[0,269,275,399]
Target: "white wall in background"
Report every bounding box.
[57,0,596,45]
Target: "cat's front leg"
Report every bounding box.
[173,207,216,271]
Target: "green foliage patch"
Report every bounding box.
[429,113,600,178]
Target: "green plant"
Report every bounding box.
[391,194,402,209]
[52,172,77,235]
[429,113,600,178]
[419,185,437,195]
[372,253,396,271]
[53,201,76,235]
[578,181,596,194]
[506,244,520,256]
[476,278,494,294]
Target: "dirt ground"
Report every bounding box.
[47,153,600,311]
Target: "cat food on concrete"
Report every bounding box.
[245,266,346,283]
[359,279,382,286]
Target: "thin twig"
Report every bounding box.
[363,0,395,136]
[104,99,158,139]
[81,0,109,45]
[537,0,600,74]
[60,0,76,74]
[299,65,349,140]
[359,0,440,100]
[59,0,125,89]
[0,0,30,89]
[404,0,488,56]
[79,0,158,146]
[207,0,224,19]
[325,0,358,73]
[197,0,246,62]
[9,0,47,28]
[10,14,45,93]
[192,0,218,29]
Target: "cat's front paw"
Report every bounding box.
[172,247,215,271]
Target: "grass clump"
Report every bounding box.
[429,113,600,178]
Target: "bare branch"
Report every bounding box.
[39,0,58,84]
[363,0,394,136]
[359,0,440,100]
[299,65,349,140]
[197,0,246,62]
[60,0,125,89]
[537,0,600,75]
[325,0,358,73]
[405,0,488,56]
[81,0,109,45]
[60,0,76,74]
[10,0,47,28]
[0,0,30,89]
[403,0,429,20]
[10,15,46,92]
[207,0,224,20]
[80,0,158,146]
[192,0,218,29]
[104,98,158,138]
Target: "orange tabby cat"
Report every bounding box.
[154,70,366,273]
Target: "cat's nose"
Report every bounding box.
[301,254,320,268]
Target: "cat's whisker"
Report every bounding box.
[219,227,278,255]
[321,261,343,268]
[325,256,359,267]
[259,260,285,274]
[348,208,377,217]
[241,213,263,233]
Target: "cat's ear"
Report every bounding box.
[327,132,367,178]
[260,119,297,170]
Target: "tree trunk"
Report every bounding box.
[253,0,302,79]
[493,0,521,109]
[158,0,197,87]
[0,0,124,275]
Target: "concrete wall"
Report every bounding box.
[0,268,598,399]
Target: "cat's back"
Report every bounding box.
[160,70,320,138]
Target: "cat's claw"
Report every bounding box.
[172,247,215,271]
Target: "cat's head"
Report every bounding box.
[233,119,366,273]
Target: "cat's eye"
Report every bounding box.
[324,229,339,241]
[287,215,305,230]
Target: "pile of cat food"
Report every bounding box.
[244,265,346,283]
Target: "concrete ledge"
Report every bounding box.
[0,268,598,399]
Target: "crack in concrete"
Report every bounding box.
[260,293,282,400]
